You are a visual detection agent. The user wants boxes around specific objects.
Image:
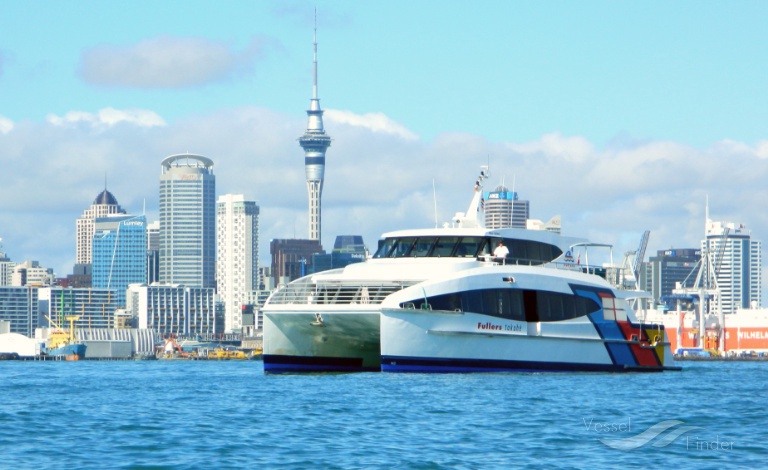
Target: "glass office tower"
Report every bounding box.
[92,214,147,307]
[159,154,216,288]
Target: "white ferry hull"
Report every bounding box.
[380,309,678,373]
[263,309,381,373]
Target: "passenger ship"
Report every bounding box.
[263,169,679,373]
[263,169,582,372]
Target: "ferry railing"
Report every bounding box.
[267,277,420,305]
[488,256,634,291]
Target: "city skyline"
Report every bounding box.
[1,2,768,298]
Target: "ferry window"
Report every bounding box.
[527,242,543,265]
[373,238,397,258]
[533,291,600,322]
[401,288,594,322]
[505,290,525,321]
[507,239,526,263]
[482,290,500,316]
[477,238,492,257]
[480,289,523,319]
[455,237,481,257]
[391,237,417,258]
[421,293,462,311]
[503,239,562,266]
[412,237,436,257]
[432,237,459,257]
[462,290,484,314]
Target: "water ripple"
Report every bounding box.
[1,361,766,468]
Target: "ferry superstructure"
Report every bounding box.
[262,169,585,372]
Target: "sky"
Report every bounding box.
[2,1,768,299]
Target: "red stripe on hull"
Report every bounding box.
[616,321,662,367]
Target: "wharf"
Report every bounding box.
[674,355,768,362]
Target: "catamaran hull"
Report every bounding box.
[380,309,679,373]
[263,310,381,373]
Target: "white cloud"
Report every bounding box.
[0,115,13,134]
[506,132,594,163]
[46,107,166,129]
[78,36,270,88]
[2,107,768,305]
[325,109,419,141]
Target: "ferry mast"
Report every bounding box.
[298,15,331,242]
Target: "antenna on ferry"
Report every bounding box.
[454,164,489,228]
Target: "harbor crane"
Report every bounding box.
[674,225,729,351]
[620,230,650,290]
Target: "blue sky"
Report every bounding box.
[2,1,768,297]
[4,1,768,145]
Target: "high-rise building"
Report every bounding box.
[127,283,223,337]
[646,248,701,307]
[76,188,126,265]
[38,287,119,331]
[270,239,324,287]
[298,21,331,242]
[0,286,38,336]
[92,214,147,307]
[159,154,216,288]
[11,261,54,287]
[484,186,529,229]
[216,194,260,333]
[146,220,160,284]
[312,235,368,273]
[704,221,762,314]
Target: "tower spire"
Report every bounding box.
[313,8,318,100]
[298,9,332,242]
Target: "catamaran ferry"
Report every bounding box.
[263,169,582,372]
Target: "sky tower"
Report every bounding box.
[298,16,331,242]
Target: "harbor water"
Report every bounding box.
[1,360,765,469]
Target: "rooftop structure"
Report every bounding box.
[484,185,529,229]
[76,187,126,265]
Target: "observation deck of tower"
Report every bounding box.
[298,17,331,242]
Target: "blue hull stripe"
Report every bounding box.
[381,356,667,373]
[263,354,379,373]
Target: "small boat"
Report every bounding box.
[44,315,86,361]
[205,346,249,360]
[250,348,263,360]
